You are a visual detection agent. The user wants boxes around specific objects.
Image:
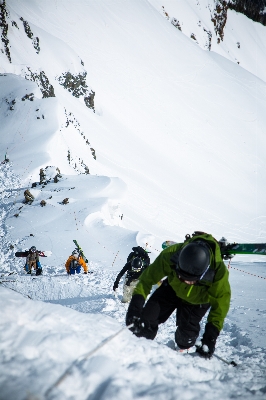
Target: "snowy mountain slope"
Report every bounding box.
[1,1,266,399]
[0,161,135,270]
[1,138,266,400]
[1,0,266,257]
[148,0,266,83]
[0,74,59,176]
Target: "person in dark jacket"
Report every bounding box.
[25,246,42,275]
[126,232,231,358]
[113,246,150,303]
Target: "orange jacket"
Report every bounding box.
[65,255,88,273]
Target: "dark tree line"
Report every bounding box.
[228,0,266,25]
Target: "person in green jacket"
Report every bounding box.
[126,232,231,358]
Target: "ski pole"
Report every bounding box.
[213,353,237,367]
[45,323,133,396]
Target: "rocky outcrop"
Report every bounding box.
[211,1,228,43]
[63,108,96,174]
[57,71,95,112]
[228,0,266,26]
[211,1,266,44]
[20,17,40,53]
[23,68,55,98]
[0,0,11,62]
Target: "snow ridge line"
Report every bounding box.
[0,283,32,299]
[11,180,126,264]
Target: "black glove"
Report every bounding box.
[196,322,219,358]
[113,282,118,291]
[129,316,145,335]
[126,294,145,326]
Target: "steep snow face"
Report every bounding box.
[0,0,266,259]
[148,0,266,83]
[0,73,59,176]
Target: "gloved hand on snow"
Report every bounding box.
[129,316,145,335]
[126,294,145,334]
[195,340,213,358]
[195,322,219,359]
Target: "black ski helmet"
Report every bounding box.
[131,257,143,271]
[30,246,36,252]
[176,241,210,281]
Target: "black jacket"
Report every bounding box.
[113,247,150,289]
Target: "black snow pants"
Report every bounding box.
[140,279,210,349]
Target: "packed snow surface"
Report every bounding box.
[1,255,266,399]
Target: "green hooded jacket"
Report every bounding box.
[133,233,231,332]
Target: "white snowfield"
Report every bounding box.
[0,260,266,400]
[0,0,266,399]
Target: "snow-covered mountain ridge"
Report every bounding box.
[149,0,266,83]
[1,0,266,258]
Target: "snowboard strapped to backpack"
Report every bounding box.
[162,231,266,259]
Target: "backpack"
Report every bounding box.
[132,246,147,257]
[70,259,81,270]
[131,246,150,265]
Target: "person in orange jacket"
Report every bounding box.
[65,250,88,274]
